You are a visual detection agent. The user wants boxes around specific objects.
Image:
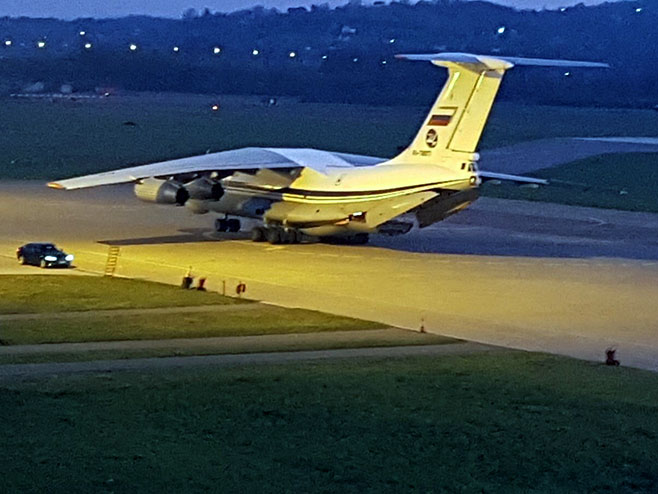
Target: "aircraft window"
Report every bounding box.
[467,164,473,172]
[461,163,466,170]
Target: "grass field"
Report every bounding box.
[0,330,452,365]
[2,352,657,492]
[0,275,244,314]
[483,152,658,213]
[0,276,384,345]
[1,94,656,180]
[0,305,385,345]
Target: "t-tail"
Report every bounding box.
[386,53,608,167]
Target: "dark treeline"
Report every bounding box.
[0,0,655,107]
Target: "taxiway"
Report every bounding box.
[2,180,658,371]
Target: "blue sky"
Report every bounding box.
[0,0,624,19]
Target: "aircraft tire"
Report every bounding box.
[266,228,282,244]
[227,219,241,232]
[215,218,228,232]
[251,227,266,242]
[282,229,297,244]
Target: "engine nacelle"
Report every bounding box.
[185,199,209,215]
[134,178,189,205]
[185,177,223,201]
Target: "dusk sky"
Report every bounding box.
[0,0,626,20]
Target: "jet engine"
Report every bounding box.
[185,177,224,201]
[134,178,189,205]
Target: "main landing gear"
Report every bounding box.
[215,218,241,233]
[251,226,303,244]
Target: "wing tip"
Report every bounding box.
[47,182,65,190]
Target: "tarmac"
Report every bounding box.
[1,175,658,372]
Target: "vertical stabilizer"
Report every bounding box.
[388,53,608,166]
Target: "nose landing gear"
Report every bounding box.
[215,218,241,233]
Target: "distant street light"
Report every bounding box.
[321,55,328,60]
[4,40,11,47]
[173,46,180,52]
[213,46,221,55]
[389,38,396,44]
[252,49,260,56]
[129,43,138,51]
[635,7,643,13]
[84,42,92,50]
[289,51,296,58]
[37,41,46,49]
[79,31,86,36]
[497,26,506,35]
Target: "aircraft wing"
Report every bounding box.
[48,147,384,190]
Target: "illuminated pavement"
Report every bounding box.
[2,181,658,371]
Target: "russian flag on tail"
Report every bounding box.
[428,108,456,126]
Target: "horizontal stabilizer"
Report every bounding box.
[395,52,609,70]
[479,171,549,186]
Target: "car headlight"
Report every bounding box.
[65,254,74,261]
[44,256,57,262]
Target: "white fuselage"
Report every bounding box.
[213,161,480,236]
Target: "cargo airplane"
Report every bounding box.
[49,52,607,244]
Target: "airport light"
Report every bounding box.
[497,26,506,35]
[352,57,359,63]
[37,40,46,49]
[635,7,642,13]
[79,30,86,36]
[173,46,180,52]
[252,49,259,56]
[84,42,92,50]
[289,51,296,58]
[389,38,396,43]
[381,60,387,65]
[129,43,138,51]
[213,46,221,55]
[560,7,567,12]
[564,71,571,76]
[4,40,11,47]
[211,104,220,111]
[321,54,328,60]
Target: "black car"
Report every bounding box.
[16,243,74,268]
